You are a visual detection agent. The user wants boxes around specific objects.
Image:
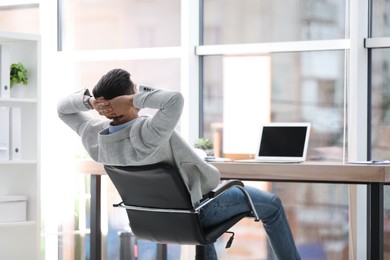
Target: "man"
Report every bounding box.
[57,68,301,259]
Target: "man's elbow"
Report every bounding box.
[172,91,184,109]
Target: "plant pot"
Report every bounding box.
[10,83,28,98]
[205,149,214,157]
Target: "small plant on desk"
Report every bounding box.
[194,138,214,156]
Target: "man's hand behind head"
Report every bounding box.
[93,95,137,123]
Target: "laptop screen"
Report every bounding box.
[256,123,311,162]
[259,126,308,157]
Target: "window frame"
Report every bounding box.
[196,1,370,259]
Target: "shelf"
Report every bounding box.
[0,220,36,228]
[0,160,37,165]
[0,31,40,42]
[0,97,38,106]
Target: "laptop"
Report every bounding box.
[253,122,311,163]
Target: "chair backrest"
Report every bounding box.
[104,163,209,245]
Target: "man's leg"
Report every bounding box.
[199,186,300,260]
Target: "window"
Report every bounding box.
[0,4,39,34]
[42,1,182,259]
[200,1,350,258]
[60,0,180,50]
[203,0,347,44]
[372,0,390,37]
[202,51,347,160]
[49,58,181,259]
[371,49,390,159]
[33,0,380,259]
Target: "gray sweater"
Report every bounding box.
[57,88,220,203]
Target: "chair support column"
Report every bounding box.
[195,245,206,260]
[156,244,167,260]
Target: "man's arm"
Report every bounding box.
[99,87,184,145]
[134,88,184,144]
[95,87,184,139]
[57,89,97,136]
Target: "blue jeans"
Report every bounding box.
[199,185,301,260]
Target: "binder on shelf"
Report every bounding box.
[10,107,21,160]
[0,44,10,98]
[0,107,10,161]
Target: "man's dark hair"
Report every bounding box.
[93,68,135,100]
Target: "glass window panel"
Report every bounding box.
[196,181,349,259]
[43,59,180,259]
[0,5,40,34]
[371,49,390,160]
[61,0,180,50]
[202,51,347,161]
[71,60,180,92]
[202,0,346,45]
[273,182,349,259]
[44,173,91,260]
[202,52,349,258]
[372,0,390,37]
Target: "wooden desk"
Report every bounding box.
[78,160,390,260]
[210,161,390,260]
[210,161,390,183]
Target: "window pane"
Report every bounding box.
[202,51,348,258]
[203,51,347,161]
[273,182,349,259]
[0,5,40,34]
[371,49,390,159]
[61,0,180,50]
[205,181,349,259]
[203,0,347,45]
[45,59,180,259]
[372,0,390,37]
[74,60,180,92]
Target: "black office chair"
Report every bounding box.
[104,163,259,260]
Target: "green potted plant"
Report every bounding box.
[10,62,28,88]
[194,138,214,156]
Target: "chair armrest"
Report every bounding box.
[207,180,244,198]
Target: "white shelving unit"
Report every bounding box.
[0,31,40,260]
